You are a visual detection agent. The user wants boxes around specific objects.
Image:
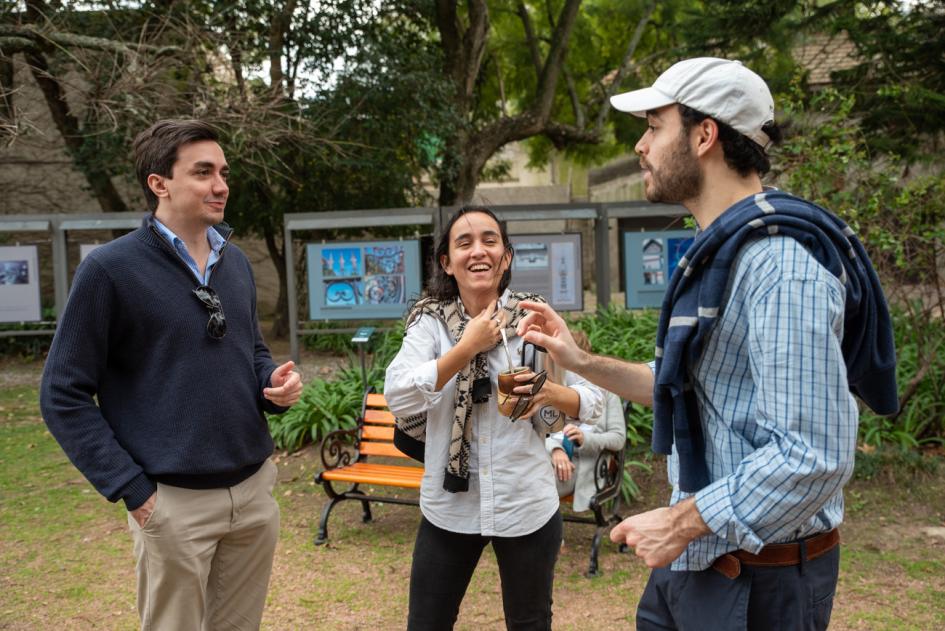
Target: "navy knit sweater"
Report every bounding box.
[40,217,285,510]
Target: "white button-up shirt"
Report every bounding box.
[384,291,604,537]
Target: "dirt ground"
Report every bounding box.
[1,359,944,630]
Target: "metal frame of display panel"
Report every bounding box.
[1,204,692,347]
[284,208,436,362]
[284,202,688,361]
[0,212,142,338]
[508,232,584,311]
[594,202,687,308]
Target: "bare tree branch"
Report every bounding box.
[461,0,490,107]
[532,0,581,121]
[23,48,128,212]
[544,120,599,148]
[0,24,178,56]
[472,0,585,155]
[495,56,508,116]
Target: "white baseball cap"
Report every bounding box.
[610,57,775,151]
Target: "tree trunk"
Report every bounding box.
[0,56,13,123]
[268,0,297,96]
[25,49,129,213]
[434,0,593,206]
[263,223,289,339]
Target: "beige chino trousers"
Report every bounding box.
[127,459,280,631]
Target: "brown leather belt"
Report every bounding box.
[711,529,840,579]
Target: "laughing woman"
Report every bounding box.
[385,206,603,630]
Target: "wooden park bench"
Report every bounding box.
[314,388,421,544]
[314,388,626,577]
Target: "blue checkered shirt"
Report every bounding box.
[667,235,859,571]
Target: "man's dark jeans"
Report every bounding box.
[637,545,840,630]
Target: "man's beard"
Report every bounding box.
[643,133,702,204]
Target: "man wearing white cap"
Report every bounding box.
[517,57,897,629]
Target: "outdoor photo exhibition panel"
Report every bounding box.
[306,239,422,320]
[509,233,583,311]
[0,245,42,322]
[623,229,695,309]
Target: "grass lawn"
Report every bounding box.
[1,381,944,630]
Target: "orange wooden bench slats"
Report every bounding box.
[363,409,396,425]
[361,425,395,441]
[366,393,388,408]
[322,462,422,478]
[332,462,418,473]
[359,441,411,459]
[321,462,423,488]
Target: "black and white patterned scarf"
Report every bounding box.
[394,291,544,493]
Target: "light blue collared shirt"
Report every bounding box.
[153,219,226,285]
[667,235,858,571]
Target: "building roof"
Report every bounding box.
[794,32,860,86]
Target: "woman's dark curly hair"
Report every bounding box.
[425,205,514,302]
[405,206,514,329]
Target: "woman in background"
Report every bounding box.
[546,330,627,516]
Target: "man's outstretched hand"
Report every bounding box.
[264,361,303,407]
[516,300,587,372]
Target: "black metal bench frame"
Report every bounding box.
[313,388,628,577]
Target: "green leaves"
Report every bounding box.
[859,306,945,450]
[267,325,405,451]
[267,377,361,452]
[775,89,945,452]
[568,305,659,362]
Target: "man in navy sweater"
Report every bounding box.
[40,119,303,630]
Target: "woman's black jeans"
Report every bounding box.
[407,511,563,631]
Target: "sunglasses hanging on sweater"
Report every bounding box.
[192,285,227,339]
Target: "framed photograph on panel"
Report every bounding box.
[623,229,695,309]
[0,245,42,322]
[306,239,422,320]
[509,233,583,311]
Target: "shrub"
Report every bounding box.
[267,376,362,451]
[0,307,56,360]
[267,325,405,451]
[301,320,389,355]
[859,307,945,449]
[776,88,945,450]
[569,307,659,503]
